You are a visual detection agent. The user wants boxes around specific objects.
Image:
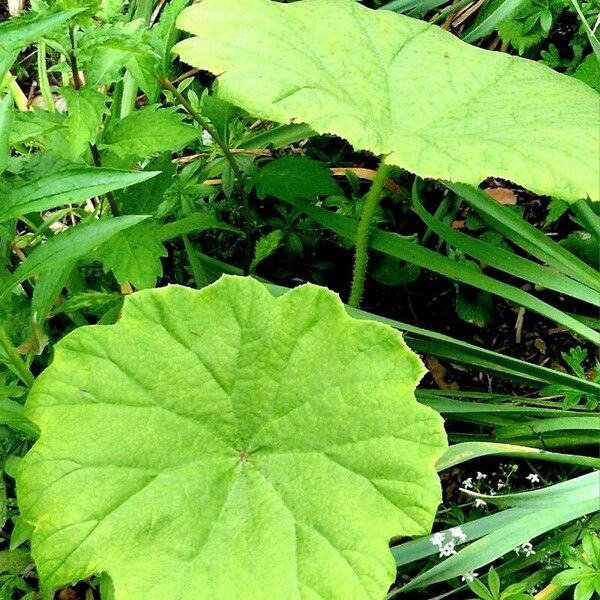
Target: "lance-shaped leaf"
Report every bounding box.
[17,276,447,600]
[0,167,159,223]
[175,0,599,202]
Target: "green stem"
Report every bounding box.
[348,159,390,308]
[534,583,569,600]
[37,40,55,113]
[0,323,35,388]
[4,75,28,111]
[159,77,253,272]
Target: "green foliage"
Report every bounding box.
[176,0,599,201]
[61,86,109,159]
[0,9,80,78]
[496,0,564,53]
[552,531,600,600]
[77,21,158,95]
[255,156,342,201]
[0,0,598,597]
[0,166,158,223]
[250,229,283,271]
[541,346,600,410]
[468,567,532,599]
[17,276,447,598]
[102,105,198,161]
[0,216,149,301]
[98,221,167,289]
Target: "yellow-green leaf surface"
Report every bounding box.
[175,0,599,202]
[17,276,447,599]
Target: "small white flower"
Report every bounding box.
[462,477,474,489]
[430,532,446,547]
[521,542,535,557]
[450,527,467,543]
[526,473,540,484]
[476,471,487,480]
[497,482,506,490]
[201,130,213,145]
[461,571,478,583]
[474,498,487,508]
[439,540,456,557]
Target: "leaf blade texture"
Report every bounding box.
[17,276,447,599]
[175,0,599,201]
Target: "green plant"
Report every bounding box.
[552,530,600,600]
[467,567,533,600]
[175,0,598,313]
[176,0,598,201]
[17,275,447,599]
[0,0,598,597]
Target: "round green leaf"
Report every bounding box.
[175,0,599,202]
[17,276,447,599]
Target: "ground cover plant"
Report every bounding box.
[0,0,598,598]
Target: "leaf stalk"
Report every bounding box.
[348,158,390,308]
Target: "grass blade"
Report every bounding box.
[412,185,598,306]
[289,197,599,344]
[462,0,527,43]
[446,183,600,293]
[436,441,600,470]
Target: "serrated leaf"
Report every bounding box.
[574,55,600,93]
[17,275,447,600]
[0,167,159,222]
[78,21,159,95]
[0,9,81,78]
[9,108,67,146]
[250,229,283,271]
[147,0,190,81]
[99,221,167,289]
[175,0,599,201]
[103,105,197,159]
[255,156,342,201]
[61,86,108,159]
[116,154,176,215]
[497,0,563,53]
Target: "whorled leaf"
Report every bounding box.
[17,275,447,599]
[175,0,599,202]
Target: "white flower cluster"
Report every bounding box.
[430,526,468,558]
[514,541,536,557]
[462,464,523,497]
[461,571,478,583]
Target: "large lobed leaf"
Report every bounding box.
[17,276,446,599]
[175,0,599,202]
